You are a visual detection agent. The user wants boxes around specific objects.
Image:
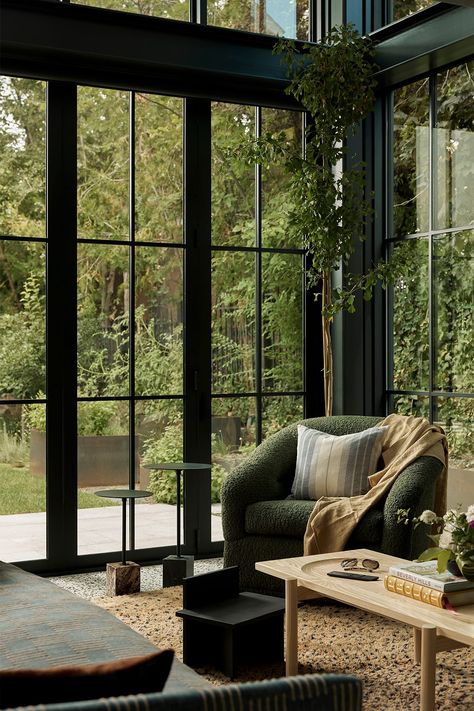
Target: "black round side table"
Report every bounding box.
[144,462,209,586]
[95,488,153,565]
[95,488,152,595]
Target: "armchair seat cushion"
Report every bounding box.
[245,499,384,541]
[245,500,315,537]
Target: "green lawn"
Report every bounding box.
[0,464,116,515]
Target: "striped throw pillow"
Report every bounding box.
[291,425,387,500]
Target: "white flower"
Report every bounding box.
[419,510,437,525]
[439,529,455,551]
[466,505,474,524]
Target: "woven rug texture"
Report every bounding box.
[93,588,474,710]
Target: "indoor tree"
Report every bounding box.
[243,25,393,414]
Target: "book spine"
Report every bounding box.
[387,567,444,591]
[384,575,445,608]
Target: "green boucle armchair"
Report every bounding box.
[222,415,444,595]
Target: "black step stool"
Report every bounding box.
[176,566,285,678]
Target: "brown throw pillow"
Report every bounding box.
[0,649,174,708]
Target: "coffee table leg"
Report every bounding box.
[420,625,437,711]
[413,628,421,664]
[285,578,298,676]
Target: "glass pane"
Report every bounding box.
[212,251,256,393]
[77,400,129,556]
[0,403,46,562]
[262,252,303,392]
[391,238,429,391]
[135,399,183,550]
[393,79,430,237]
[208,0,309,39]
[211,397,256,541]
[212,397,256,466]
[391,1,435,22]
[77,244,129,397]
[211,103,255,247]
[434,397,473,512]
[261,108,303,249]
[0,77,45,238]
[434,62,474,230]
[135,93,183,243]
[72,0,189,21]
[0,241,46,400]
[391,394,430,420]
[262,395,303,438]
[77,87,129,241]
[135,247,183,396]
[433,230,474,393]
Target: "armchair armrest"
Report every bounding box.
[221,426,298,541]
[381,455,444,559]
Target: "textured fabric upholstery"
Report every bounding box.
[222,415,444,595]
[0,561,210,695]
[20,674,363,711]
[245,499,315,537]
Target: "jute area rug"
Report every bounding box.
[93,588,474,710]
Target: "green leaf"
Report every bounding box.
[436,548,453,573]
[417,547,443,562]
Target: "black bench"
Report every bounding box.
[176,566,285,678]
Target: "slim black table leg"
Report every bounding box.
[176,469,181,558]
[121,497,127,566]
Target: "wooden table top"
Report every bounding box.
[256,548,474,647]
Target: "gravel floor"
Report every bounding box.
[49,558,224,599]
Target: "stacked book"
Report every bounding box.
[384,560,474,610]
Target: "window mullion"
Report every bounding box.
[46,80,78,568]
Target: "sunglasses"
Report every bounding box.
[341,558,380,572]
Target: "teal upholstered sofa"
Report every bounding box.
[222,415,445,595]
[0,561,362,711]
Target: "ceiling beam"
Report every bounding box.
[373,4,474,88]
[0,0,299,108]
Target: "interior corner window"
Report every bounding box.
[393,79,430,237]
[434,61,474,231]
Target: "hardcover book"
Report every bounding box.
[384,575,474,609]
[387,560,474,592]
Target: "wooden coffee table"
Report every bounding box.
[256,548,474,711]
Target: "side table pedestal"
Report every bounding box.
[163,555,194,587]
[106,561,140,596]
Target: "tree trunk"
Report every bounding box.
[322,272,333,416]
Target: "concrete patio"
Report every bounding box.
[0,502,223,563]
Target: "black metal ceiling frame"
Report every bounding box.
[2,1,473,104]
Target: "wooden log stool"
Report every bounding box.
[176,566,285,678]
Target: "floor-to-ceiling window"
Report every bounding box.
[388,60,474,504]
[0,65,307,569]
[75,87,185,556]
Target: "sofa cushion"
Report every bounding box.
[245,499,384,542]
[0,650,174,709]
[291,425,387,500]
[245,499,316,537]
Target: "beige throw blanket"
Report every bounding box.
[303,414,448,556]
